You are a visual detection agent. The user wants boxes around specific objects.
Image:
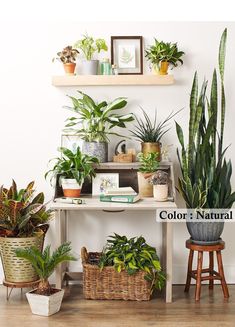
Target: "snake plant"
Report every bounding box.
[176,28,235,209]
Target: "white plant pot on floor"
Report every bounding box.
[26,289,64,316]
[153,184,168,201]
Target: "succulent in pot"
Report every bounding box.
[175,29,235,244]
[137,152,159,197]
[15,242,76,316]
[45,145,99,197]
[149,170,169,201]
[74,34,108,75]
[131,108,181,161]
[0,180,52,283]
[63,91,134,162]
[145,39,184,75]
[53,45,79,75]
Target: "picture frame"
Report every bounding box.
[92,173,119,196]
[111,36,143,75]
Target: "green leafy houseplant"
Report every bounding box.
[45,145,99,186]
[15,242,76,295]
[138,152,159,174]
[64,91,134,143]
[145,39,184,74]
[175,29,235,243]
[74,34,108,60]
[0,180,52,238]
[53,46,79,64]
[98,234,165,291]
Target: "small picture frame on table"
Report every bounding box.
[111,36,143,75]
[92,173,119,196]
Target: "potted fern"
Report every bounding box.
[74,34,108,75]
[45,146,99,197]
[53,46,79,75]
[137,152,159,197]
[145,39,184,75]
[64,91,134,162]
[15,242,76,316]
[0,180,52,283]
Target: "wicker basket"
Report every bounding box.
[0,235,44,283]
[81,247,152,301]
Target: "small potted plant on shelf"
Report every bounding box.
[45,145,99,197]
[131,108,180,161]
[74,34,108,75]
[145,39,185,75]
[137,152,159,197]
[0,180,52,284]
[64,91,134,162]
[15,242,76,316]
[149,170,169,201]
[82,234,165,301]
[53,45,79,75]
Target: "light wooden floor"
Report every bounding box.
[0,284,234,327]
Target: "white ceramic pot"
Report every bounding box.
[81,60,98,75]
[61,178,83,198]
[153,184,168,201]
[26,289,64,316]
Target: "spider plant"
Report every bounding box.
[64,91,134,142]
[15,242,76,295]
[131,108,181,143]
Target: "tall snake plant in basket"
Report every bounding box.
[176,29,235,244]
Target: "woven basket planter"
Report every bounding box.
[81,247,152,301]
[0,235,44,283]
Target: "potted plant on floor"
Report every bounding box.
[149,170,169,201]
[45,145,99,197]
[53,46,79,75]
[145,39,184,75]
[82,234,165,300]
[0,180,52,283]
[137,152,159,197]
[131,108,180,161]
[64,91,134,162]
[176,28,235,244]
[74,34,108,75]
[15,242,76,316]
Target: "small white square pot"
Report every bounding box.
[26,289,64,316]
[153,184,168,201]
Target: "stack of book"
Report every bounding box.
[100,187,140,203]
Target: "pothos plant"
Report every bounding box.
[45,146,99,186]
[74,34,108,60]
[63,91,134,143]
[138,152,159,173]
[98,234,166,291]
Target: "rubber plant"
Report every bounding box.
[175,29,235,242]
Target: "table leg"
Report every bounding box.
[162,221,173,303]
[55,209,65,289]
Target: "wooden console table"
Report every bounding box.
[50,197,176,303]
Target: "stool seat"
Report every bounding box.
[185,239,229,301]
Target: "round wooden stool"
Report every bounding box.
[184,239,229,301]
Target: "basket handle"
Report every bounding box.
[81,247,88,264]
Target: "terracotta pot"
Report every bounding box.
[137,172,153,197]
[63,63,76,75]
[141,142,161,161]
[153,184,168,201]
[159,61,169,75]
[61,178,83,198]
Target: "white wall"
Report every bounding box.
[0,21,235,284]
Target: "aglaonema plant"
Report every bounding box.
[176,28,235,209]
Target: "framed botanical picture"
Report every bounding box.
[92,173,119,196]
[111,36,143,75]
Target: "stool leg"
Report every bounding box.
[216,250,229,299]
[209,251,214,290]
[185,249,194,292]
[195,251,203,301]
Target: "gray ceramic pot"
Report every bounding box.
[81,60,98,75]
[186,221,224,245]
[82,142,108,163]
